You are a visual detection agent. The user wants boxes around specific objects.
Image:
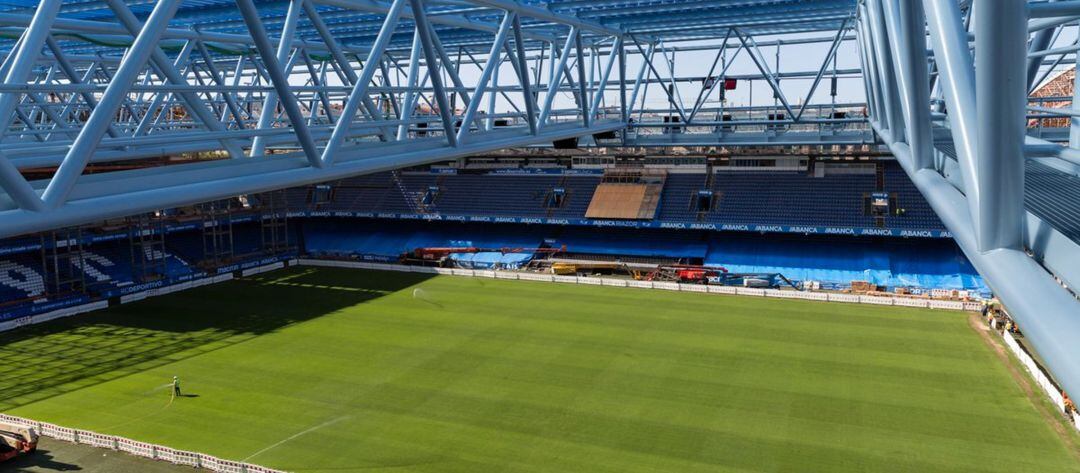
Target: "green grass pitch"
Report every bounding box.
[1,267,1078,472]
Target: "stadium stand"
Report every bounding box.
[704,171,875,227]
[0,218,298,322]
[0,159,982,324]
[656,173,710,222]
[293,163,945,234]
[883,165,944,230]
[0,256,45,303]
[301,220,546,261]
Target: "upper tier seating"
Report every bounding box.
[288,164,944,232]
[706,171,875,227]
[883,166,945,230]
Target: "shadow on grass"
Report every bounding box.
[0,267,433,411]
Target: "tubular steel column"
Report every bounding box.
[975,0,1027,251]
[539,28,577,127]
[890,0,935,171]
[409,0,458,148]
[456,12,514,145]
[322,0,407,165]
[1072,51,1080,148]
[398,29,424,140]
[923,0,980,227]
[251,0,305,157]
[589,37,623,121]
[1026,1,1059,91]
[236,0,322,168]
[864,0,905,144]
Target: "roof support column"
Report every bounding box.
[322,0,407,165]
[409,0,458,147]
[627,42,654,121]
[885,0,934,171]
[1072,51,1080,148]
[864,0,905,144]
[236,0,322,168]
[975,0,1027,251]
[509,14,538,135]
[456,11,513,146]
[588,36,621,122]
[251,0,304,157]
[923,0,980,229]
[538,27,577,127]
[574,29,589,126]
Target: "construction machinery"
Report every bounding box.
[0,421,37,463]
[636,264,799,289]
[400,245,564,266]
[637,264,729,283]
[550,261,627,276]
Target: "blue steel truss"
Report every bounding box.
[4,0,1080,408]
[0,0,862,236]
[858,0,1080,402]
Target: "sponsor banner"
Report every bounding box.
[0,295,91,322]
[293,212,952,238]
[214,254,297,275]
[488,168,603,175]
[0,241,43,256]
[0,212,952,259]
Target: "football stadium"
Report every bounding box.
[2,0,1080,472]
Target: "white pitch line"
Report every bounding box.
[243,415,350,461]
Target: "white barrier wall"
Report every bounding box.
[0,414,284,473]
[0,300,109,333]
[294,259,978,313]
[1001,332,1069,415]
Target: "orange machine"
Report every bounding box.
[641,264,729,283]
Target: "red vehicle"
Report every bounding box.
[673,265,728,283]
[643,264,728,283]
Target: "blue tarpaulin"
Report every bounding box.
[302,220,543,259]
[550,228,707,258]
[704,234,987,293]
[449,252,534,269]
[301,219,986,293]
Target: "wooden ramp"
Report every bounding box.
[585,170,664,219]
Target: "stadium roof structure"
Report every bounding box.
[0,1,857,48]
[4,0,1080,407]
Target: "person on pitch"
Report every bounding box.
[172,375,182,398]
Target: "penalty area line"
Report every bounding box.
[243,415,350,462]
